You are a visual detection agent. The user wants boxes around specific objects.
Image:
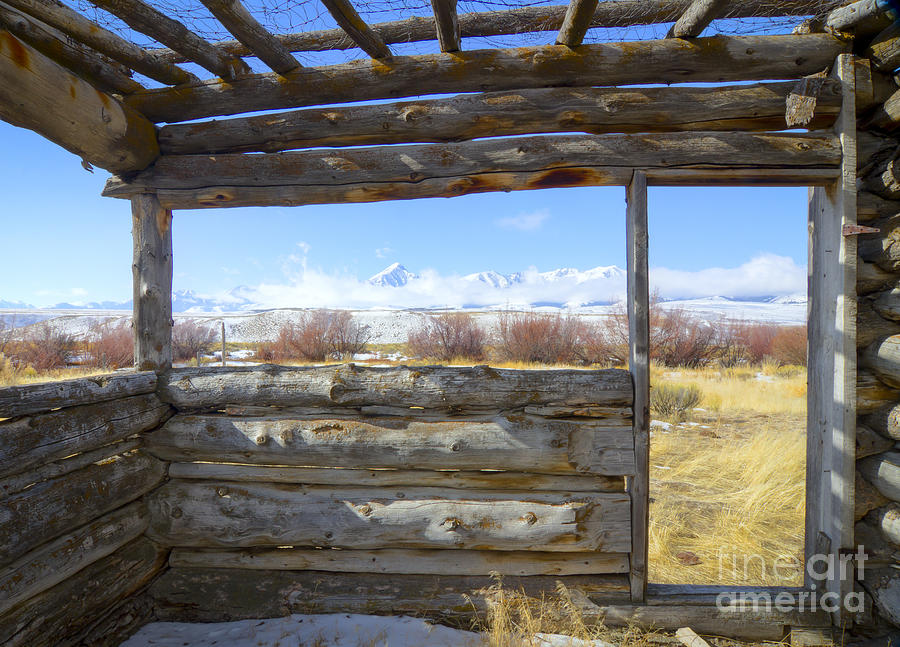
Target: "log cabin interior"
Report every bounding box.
[1,0,900,643]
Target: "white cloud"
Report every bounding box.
[70,287,88,297]
[650,254,806,300]
[375,247,393,259]
[495,209,550,231]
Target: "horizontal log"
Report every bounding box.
[858,191,900,222]
[167,463,625,492]
[858,369,900,414]
[146,481,631,552]
[0,30,158,174]
[104,132,841,200]
[857,300,900,349]
[667,0,727,38]
[869,502,900,546]
[0,450,164,567]
[859,450,900,501]
[858,260,898,295]
[147,413,634,475]
[857,423,895,459]
[860,214,900,273]
[149,567,630,623]
[864,87,900,132]
[125,34,849,123]
[71,592,155,647]
[0,393,169,479]
[863,402,900,440]
[0,370,156,419]
[155,364,632,411]
[826,0,894,35]
[873,288,900,322]
[866,22,900,72]
[857,470,890,521]
[863,334,900,388]
[169,547,629,576]
[0,538,167,647]
[0,501,147,614]
[860,565,900,626]
[157,81,842,155]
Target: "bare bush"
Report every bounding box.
[770,325,807,366]
[650,383,703,421]
[326,310,372,357]
[9,322,75,370]
[272,310,372,362]
[494,312,583,364]
[172,320,217,362]
[86,320,134,369]
[407,313,486,361]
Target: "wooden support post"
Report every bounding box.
[430,0,460,52]
[556,0,599,47]
[200,0,300,74]
[626,170,649,602]
[667,0,728,38]
[220,320,226,367]
[320,0,391,59]
[132,194,173,373]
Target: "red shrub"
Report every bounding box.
[407,313,486,361]
[172,320,217,362]
[494,312,583,364]
[87,320,133,369]
[769,325,807,366]
[272,310,371,362]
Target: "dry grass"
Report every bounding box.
[0,355,109,388]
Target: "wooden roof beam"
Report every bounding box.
[556,0,599,48]
[89,0,250,79]
[667,0,729,38]
[200,0,300,75]
[826,0,893,36]
[0,1,142,94]
[2,0,194,84]
[320,0,390,59]
[0,29,158,173]
[430,0,460,53]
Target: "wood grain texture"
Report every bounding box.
[200,0,299,74]
[167,462,626,492]
[863,402,900,440]
[169,547,630,575]
[155,364,633,410]
[0,393,169,479]
[125,34,848,123]
[858,369,900,413]
[0,371,156,419]
[0,30,158,174]
[157,82,841,155]
[430,0,459,52]
[857,299,900,348]
[863,334,900,388]
[132,194,173,373]
[859,450,900,500]
[667,0,727,38]
[147,413,635,475]
[866,22,900,72]
[146,481,631,552]
[556,0,598,47]
[0,450,165,567]
[320,0,390,58]
[826,0,893,35]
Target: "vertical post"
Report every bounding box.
[131,193,173,372]
[221,320,226,367]
[626,169,650,602]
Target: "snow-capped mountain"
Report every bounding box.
[367,263,419,288]
[462,270,523,289]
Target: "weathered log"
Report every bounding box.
[0,2,142,94]
[157,82,842,156]
[90,0,249,79]
[146,481,631,552]
[857,423,896,459]
[864,86,900,132]
[523,404,631,418]
[556,0,598,47]
[0,31,158,174]
[132,194,173,373]
[166,463,626,492]
[862,156,900,199]
[785,72,829,128]
[0,371,156,419]
[199,0,299,75]
[873,287,900,322]
[863,334,900,388]
[859,450,900,501]
[858,369,900,414]
[0,393,169,479]
[869,502,900,547]
[320,0,390,59]
[826,0,894,35]
[70,592,156,647]
[866,22,900,72]
[0,450,165,567]
[0,538,167,647]
[104,132,841,200]
[863,401,900,440]
[0,501,147,614]
[667,0,727,38]
[125,34,849,123]
[169,547,629,576]
[860,565,900,626]
[430,0,459,52]
[857,299,900,348]
[855,517,899,564]
[156,364,632,410]
[147,413,635,475]
[1,0,195,84]
[860,214,900,273]
[149,567,630,623]
[856,471,890,521]
[858,260,898,295]
[858,191,900,222]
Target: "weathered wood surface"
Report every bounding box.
[125,34,848,123]
[858,369,900,413]
[863,334,900,388]
[146,481,631,552]
[169,547,630,576]
[858,191,900,222]
[857,423,895,459]
[866,22,900,72]
[150,567,630,622]
[0,2,143,94]
[167,463,626,492]
[859,450,900,501]
[0,371,156,419]
[667,0,727,38]
[0,393,169,479]
[862,157,900,200]
[321,0,390,59]
[826,0,894,35]
[156,364,633,410]
[867,87,900,131]
[0,31,158,174]
[869,502,900,546]
[863,402,900,440]
[0,450,165,567]
[856,471,890,521]
[785,72,829,128]
[147,413,635,475]
[874,288,900,322]
[150,0,830,62]
[157,82,842,155]
[861,564,900,626]
[857,300,900,348]
[0,501,147,614]
[2,0,194,84]
[70,592,156,647]
[0,538,167,647]
[860,216,900,275]
[132,194,173,373]
[556,0,598,47]
[104,132,841,201]
[858,260,897,295]
[199,0,299,74]
[430,0,459,52]
[90,0,249,79]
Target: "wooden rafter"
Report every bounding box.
[667,0,729,38]
[125,34,848,124]
[0,2,142,94]
[149,0,826,63]
[89,0,250,79]
[200,0,299,75]
[320,0,390,59]
[556,0,599,47]
[0,30,158,173]
[1,0,193,85]
[430,0,460,53]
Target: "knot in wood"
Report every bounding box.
[450,441,462,452]
[523,512,538,525]
[358,504,373,516]
[216,487,229,496]
[442,517,462,530]
[255,434,268,445]
[323,531,333,540]
[171,506,183,518]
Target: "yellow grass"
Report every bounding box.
[0,355,109,388]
